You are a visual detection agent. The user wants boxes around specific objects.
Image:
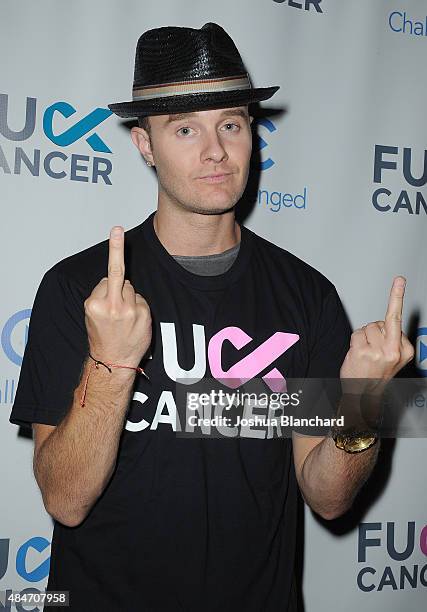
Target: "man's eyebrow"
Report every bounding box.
[164,108,249,125]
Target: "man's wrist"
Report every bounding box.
[78,357,138,407]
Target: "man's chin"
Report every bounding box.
[181,201,238,216]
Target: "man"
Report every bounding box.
[10,23,414,611]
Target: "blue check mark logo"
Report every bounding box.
[43,102,113,153]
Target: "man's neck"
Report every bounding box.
[152,205,241,257]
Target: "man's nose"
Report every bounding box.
[201,129,229,163]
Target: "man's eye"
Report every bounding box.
[177,127,193,136]
[222,123,240,131]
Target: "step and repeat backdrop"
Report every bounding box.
[1,1,425,610]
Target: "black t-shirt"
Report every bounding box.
[10,211,352,611]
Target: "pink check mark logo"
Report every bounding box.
[208,327,300,392]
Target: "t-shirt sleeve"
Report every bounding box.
[299,284,353,428]
[9,265,89,429]
[306,284,352,378]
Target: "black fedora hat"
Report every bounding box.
[108,22,280,118]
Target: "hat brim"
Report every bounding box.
[107,86,280,119]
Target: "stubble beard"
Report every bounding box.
[157,167,249,216]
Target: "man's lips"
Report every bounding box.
[197,173,232,182]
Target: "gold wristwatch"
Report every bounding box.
[332,430,378,454]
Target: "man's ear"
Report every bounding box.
[130,127,155,165]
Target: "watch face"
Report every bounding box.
[345,435,377,453]
[333,434,378,453]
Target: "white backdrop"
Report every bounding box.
[1,1,425,610]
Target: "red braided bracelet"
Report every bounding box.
[80,353,149,407]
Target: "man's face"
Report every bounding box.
[132,106,253,215]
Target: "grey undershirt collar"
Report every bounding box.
[172,242,240,276]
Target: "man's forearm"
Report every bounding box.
[300,433,380,520]
[33,357,136,527]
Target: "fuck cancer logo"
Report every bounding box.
[125,322,300,433]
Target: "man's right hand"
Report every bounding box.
[84,225,152,367]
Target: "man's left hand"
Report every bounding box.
[340,276,415,384]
